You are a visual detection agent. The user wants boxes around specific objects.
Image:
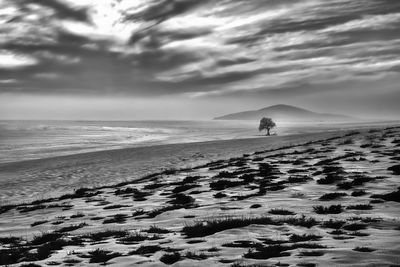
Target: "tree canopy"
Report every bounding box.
[259,117,276,135]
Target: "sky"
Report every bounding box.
[0,0,399,120]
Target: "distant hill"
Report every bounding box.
[214,104,355,122]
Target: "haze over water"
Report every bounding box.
[0,119,395,164]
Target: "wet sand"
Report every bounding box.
[1,130,355,204]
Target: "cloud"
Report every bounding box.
[0,0,400,104]
[14,0,89,22]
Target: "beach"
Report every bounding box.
[1,124,400,266]
[0,126,382,204]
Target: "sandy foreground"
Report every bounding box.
[1,125,400,266]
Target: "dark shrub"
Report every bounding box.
[388,165,400,175]
[321,219,345,229]
[87,249,122,263]
[343,223,367,231]
[130,245,162,255]
[347,204,372,210]
[371,189,400,202]
[353,247,375,252]
[268,209,295,215]
[289,234,321,242]
[313,205,343,214]
[210,179,242,190]
[214,192,227,198]
[319,192,347,201]
[244,244,290,259]
[182,216,278,238]
[160,252,181,265]
[168,193,195,205]
[351,190,367,197]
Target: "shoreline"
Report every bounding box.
[0,125,395,205]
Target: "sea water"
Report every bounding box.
[0,119,394,163]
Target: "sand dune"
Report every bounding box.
[1,125,400,266]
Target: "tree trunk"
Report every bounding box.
[266,128,270,136]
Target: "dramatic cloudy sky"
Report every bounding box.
[0,0,399,120]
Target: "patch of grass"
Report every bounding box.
[208,246,220,252]
[103,204,129,210]
[216,171,236,178]
[297,263,316,267]
[353,246,375,252]
[103,213,128,224]
[63,258,81,264]
[351,190,367,197]
[210,179,243,190]
[317,174,344,184]
[244,244,291,259]
[313,205,343,214]
[341,138,354,145]
[70,212,84,218]
[282,215,318,228]
[83,230,128,241]
[17,204,47,213]
[343,223,367,231]
[117,232,147,244]
[172,183,199,193]
[147,205,180,218]
[214,192,227,198]
[371,189,400,202]
[56,222,87,233]
[250,204,262,209]
[222,240,261,248]
[321,219,346,229]
[59,188,100,200]
[239,173,256,183]
[31,220,49,227]
[388,164,400,175]
[86,249,122,263]
[182,216,278,238]
[298,250,324,256]
[347,204,373,210]
[0,236,22,245]
[168,193,195,205]
[130,245,162,255]
[319,192,347,201]
[146,225,171,234]
[328,229,346,235]
[160,252,181,265]
[185,251,209,260]
[287,176,312,183]
[268,209,295,215]
[182,176,202,184]
[287,169,308,174]
[30,232,64,245]
[132,209,145,217]
[289,234,322,242]
[322,165,344,173]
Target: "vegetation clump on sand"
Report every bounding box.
[319,192,347,201]
[268,209,296,215]
[313,205,343,214]
[159,252,181,265]
[388,164,400,175]
[371,188,400,202]
[84,248,122,264]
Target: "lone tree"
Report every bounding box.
[259,117,276,136]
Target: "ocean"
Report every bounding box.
[0,119,395,164]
